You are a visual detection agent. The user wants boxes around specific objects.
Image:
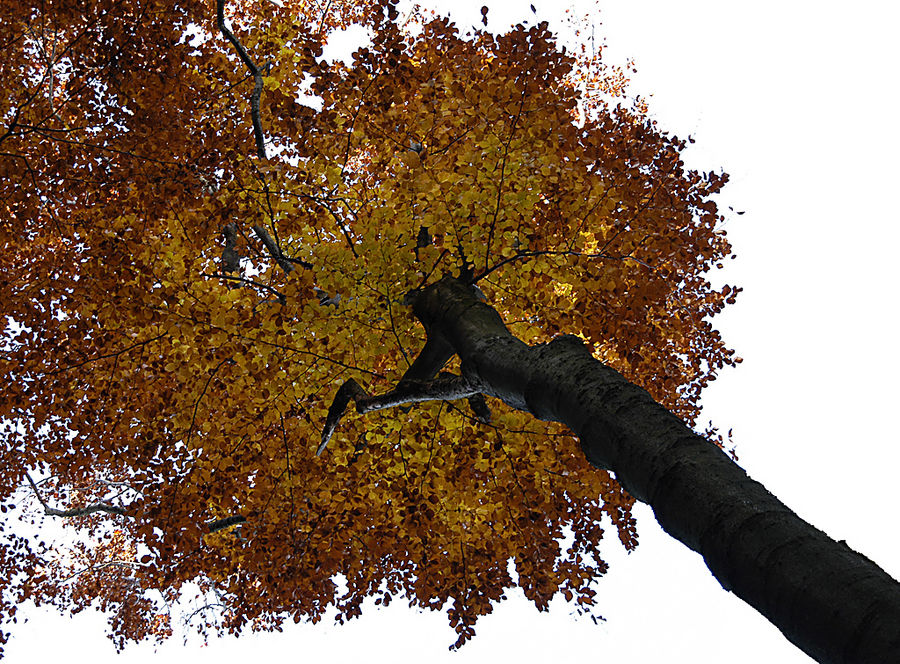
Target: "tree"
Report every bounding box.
[1,0,897,662]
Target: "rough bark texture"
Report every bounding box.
[412,276,900,664]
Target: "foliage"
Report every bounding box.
[0,0,737,652]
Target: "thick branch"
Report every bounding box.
[216,0,267,159]
[252,224,294,274]
[221,222,241,273]
[207,515,247,533]
[251,224,314,276]
[396,334,454,385]
[318,374,481,456]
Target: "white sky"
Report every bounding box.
[7,1,899,662]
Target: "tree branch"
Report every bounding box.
[207,515,247,533]
[216,0,267,159]
[396,334,455,385]
[50,333,167,375]
[44,503,130,518]
[474,248,653,284]
[26,473,130,518]
[251,224,313,274]
[249,225,345,308]
[26,474,247,536]
[221,222,241,274]
[60,560,150,584]
[318,373,485,456]
[200,271,287,303]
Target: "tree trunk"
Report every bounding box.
[411,277,900,664]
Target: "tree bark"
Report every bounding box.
[411,276,900,664]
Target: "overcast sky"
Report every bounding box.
[7,1,899,662]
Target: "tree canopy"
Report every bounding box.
[1,0,741,653]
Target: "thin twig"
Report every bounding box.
[200,271,287,303]
[49,333,167,375]
[474,248,653,284]
[59,560,149,584]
